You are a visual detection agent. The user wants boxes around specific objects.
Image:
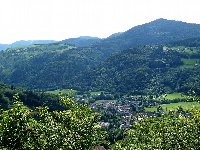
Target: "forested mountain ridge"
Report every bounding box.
[1,19,200,91]
[94,18,200,51]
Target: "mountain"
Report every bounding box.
[60,36,101,47]
[0,40,57,51]
[94,18,200,51]
[1,19,200,90]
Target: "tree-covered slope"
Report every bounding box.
[1,19,200,90]
[69,43,200,94]
[95,18,200,51]
[0,83,63,110]
[170,37,200,47]
[0,43,106,89]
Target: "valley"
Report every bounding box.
[1,18,200,149]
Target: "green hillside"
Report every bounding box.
[0,83,63,110]
[0,43,105,89]
[1,19,200,93]
[70,44,200,95]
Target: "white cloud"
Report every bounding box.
[0,0,200,43]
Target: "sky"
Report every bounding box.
[0,0,200,44]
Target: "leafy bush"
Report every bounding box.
[0,95,106,149]
[112,110,200,149]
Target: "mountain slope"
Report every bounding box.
[0,43,105,89]
[95,18,200,51]
[69,41,200,94]
[170,37,200,47]
[1,19,200,90]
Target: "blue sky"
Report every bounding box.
[0,0,200,43]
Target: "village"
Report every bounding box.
[73,92,160,129]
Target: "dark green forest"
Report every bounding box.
[0,43,105,89]
[0,83,63,110]
[70,43,200,95]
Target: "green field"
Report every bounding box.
[156,93,188,100]
[145,102,200,112]
[180,58,199,69]
[184,49,196,54]
[90,91,104,95]
[46,89,76,95]
[183,47,200,55]
[169,46,199,54]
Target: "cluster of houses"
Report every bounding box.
[88,99,143,128]
[73,93,160,129]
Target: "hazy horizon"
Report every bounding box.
[0,0,200,44]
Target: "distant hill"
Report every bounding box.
[60,36,101,47]
[0,40,57,51]
[11,40,57,47]
[94,18,200,51]
[0,44,9,51]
